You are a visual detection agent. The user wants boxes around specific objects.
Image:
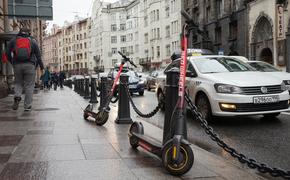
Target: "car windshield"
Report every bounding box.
[247,61,279,72]
[192,57,256,74]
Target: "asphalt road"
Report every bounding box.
[130,90,290,174]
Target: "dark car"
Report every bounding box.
[108,67,145,96]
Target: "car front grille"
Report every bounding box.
[241,85,283,95]
[224,101,289,112]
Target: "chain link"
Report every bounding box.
[184,93,290,179]
[123,83,164,118]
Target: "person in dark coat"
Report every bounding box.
[59,71,66,88]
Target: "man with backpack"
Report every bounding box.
[6,28,44,111]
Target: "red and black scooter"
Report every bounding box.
[84,51,137,126]
[128,10,195,175]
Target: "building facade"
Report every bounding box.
[43,25,60,72]
[91,0,182,72]
[183,0,247,56]
[43,18,93,76]
[247,0,290,70]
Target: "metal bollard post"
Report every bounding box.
[162,67,187,144]
[76,79,80,94]
[90,78,98,103]
[115,74,132,124]
[84,78,90,99]
[69,80,72,89]
[73,80,77,92]
[80,79,85,96]
[98,77,109,110]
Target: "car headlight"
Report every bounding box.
[281,82,287,91]
[214,83,242,94]
[283,80,290,85]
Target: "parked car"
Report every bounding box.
[146,69,164,91]
[137,72,149,87]
[244,60,290,93]
[108,65,145,96]
[156,56,290,121]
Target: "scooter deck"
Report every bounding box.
[132,132,162,156]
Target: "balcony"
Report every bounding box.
[94,66,105,73]
[139,58,151,66]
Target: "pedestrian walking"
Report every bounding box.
[51,71,59,91]
[59,71,66,89]
[6,28,44,111]
[41,66,51,90]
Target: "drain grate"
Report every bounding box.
[34,108,60,111]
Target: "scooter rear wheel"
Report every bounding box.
[129,122,144,149]
[162,142,194,176]
[95,110,109,126]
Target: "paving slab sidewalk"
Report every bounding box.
[0,88,269,180]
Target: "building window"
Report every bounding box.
[157,28,160,39]
[151,47,154,59]
[112,48,117,54]
[144,16,148,27]
[84,33,87,39]
[165,26,170,37]
[127,33,133,42]
[144,33,149,43]
[121,35,126,42]
[215,27,222,44]
[121,47,127,54]
[111,36,117,43]
[206,6,211,22]
[229,21,238,40]
[112,59,118,66]
[84,43,87,48]
[216,0,223,17]
[120,24,126,31]
[165,7,170,18]
[156,9,159,20]
[166,44,171,56]
[111,24,117,31]
[85,53,87,59]
[157,46,160,58]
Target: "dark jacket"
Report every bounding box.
[6,34,44,70]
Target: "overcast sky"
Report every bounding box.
[47,0,117,30]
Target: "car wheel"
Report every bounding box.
[263,113,280,119]
[158,90,165,111]
[139,91,144,96]
[195,94,213,122]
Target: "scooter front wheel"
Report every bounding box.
[95,110,109,126]
[162,142,194,176]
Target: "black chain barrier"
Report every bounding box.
[184,93,290,179]
[124,84,164,118]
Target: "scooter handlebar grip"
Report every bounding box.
[129,61,137,68]
[181,10,194,24]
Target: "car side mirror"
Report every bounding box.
[186,71,196,78]
[139,75,142,78]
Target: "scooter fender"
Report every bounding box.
[162,137,191,151]
[128,122,144,137]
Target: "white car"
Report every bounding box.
[156,56,290,121]
[244,60,290,93]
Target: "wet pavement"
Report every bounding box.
[0,87,266,180]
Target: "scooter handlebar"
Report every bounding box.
[117,51,137,68]
[181,10,195,25]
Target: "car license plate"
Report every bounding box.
[253,96,279,104]
[129,84,137,89]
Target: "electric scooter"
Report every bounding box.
[83,51,137,126]
[128,10,196,176]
